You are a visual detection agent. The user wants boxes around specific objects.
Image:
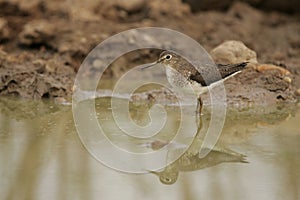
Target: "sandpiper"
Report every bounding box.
[143,50,248,111]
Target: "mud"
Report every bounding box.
[0,0,299,105]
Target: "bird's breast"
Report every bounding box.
[165,66,190,88]
[165,66,208,95]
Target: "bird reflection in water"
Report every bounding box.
[147,114,248,185]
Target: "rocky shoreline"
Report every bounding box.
[0,0,299,106]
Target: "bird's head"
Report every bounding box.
[142,51,180,69]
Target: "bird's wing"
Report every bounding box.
[217,62,248,79]
[189,72,207,86]
[189,62,248,86]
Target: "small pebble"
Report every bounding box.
[283,76,292,84]
[93,59,103,69]
[80,37,87,43]
[54,97,69,105]
[295,88,300,96]
[72,85,77,93]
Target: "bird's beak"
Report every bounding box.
[147,170,160,176]
[140,61,158,69]
[141,55,166,69]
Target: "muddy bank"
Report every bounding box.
[0,0,299,105]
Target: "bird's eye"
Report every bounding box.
[165,54,172,60]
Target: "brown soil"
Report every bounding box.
[0,0,299,105]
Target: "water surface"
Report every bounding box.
[0,97,299,200]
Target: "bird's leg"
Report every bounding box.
[196,96,203,114]
[195,95,203,127]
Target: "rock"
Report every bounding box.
[255,64,291,76]
[18,20,55,47]
[210,40,257,64]
[0,17,9,41]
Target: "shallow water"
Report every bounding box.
[0,97,299,200]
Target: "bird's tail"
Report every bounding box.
[217,62,248,79]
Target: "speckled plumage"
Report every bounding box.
[155,51,248,94]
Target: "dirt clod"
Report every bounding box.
[0,17,9,42]
[18,20,55,47]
